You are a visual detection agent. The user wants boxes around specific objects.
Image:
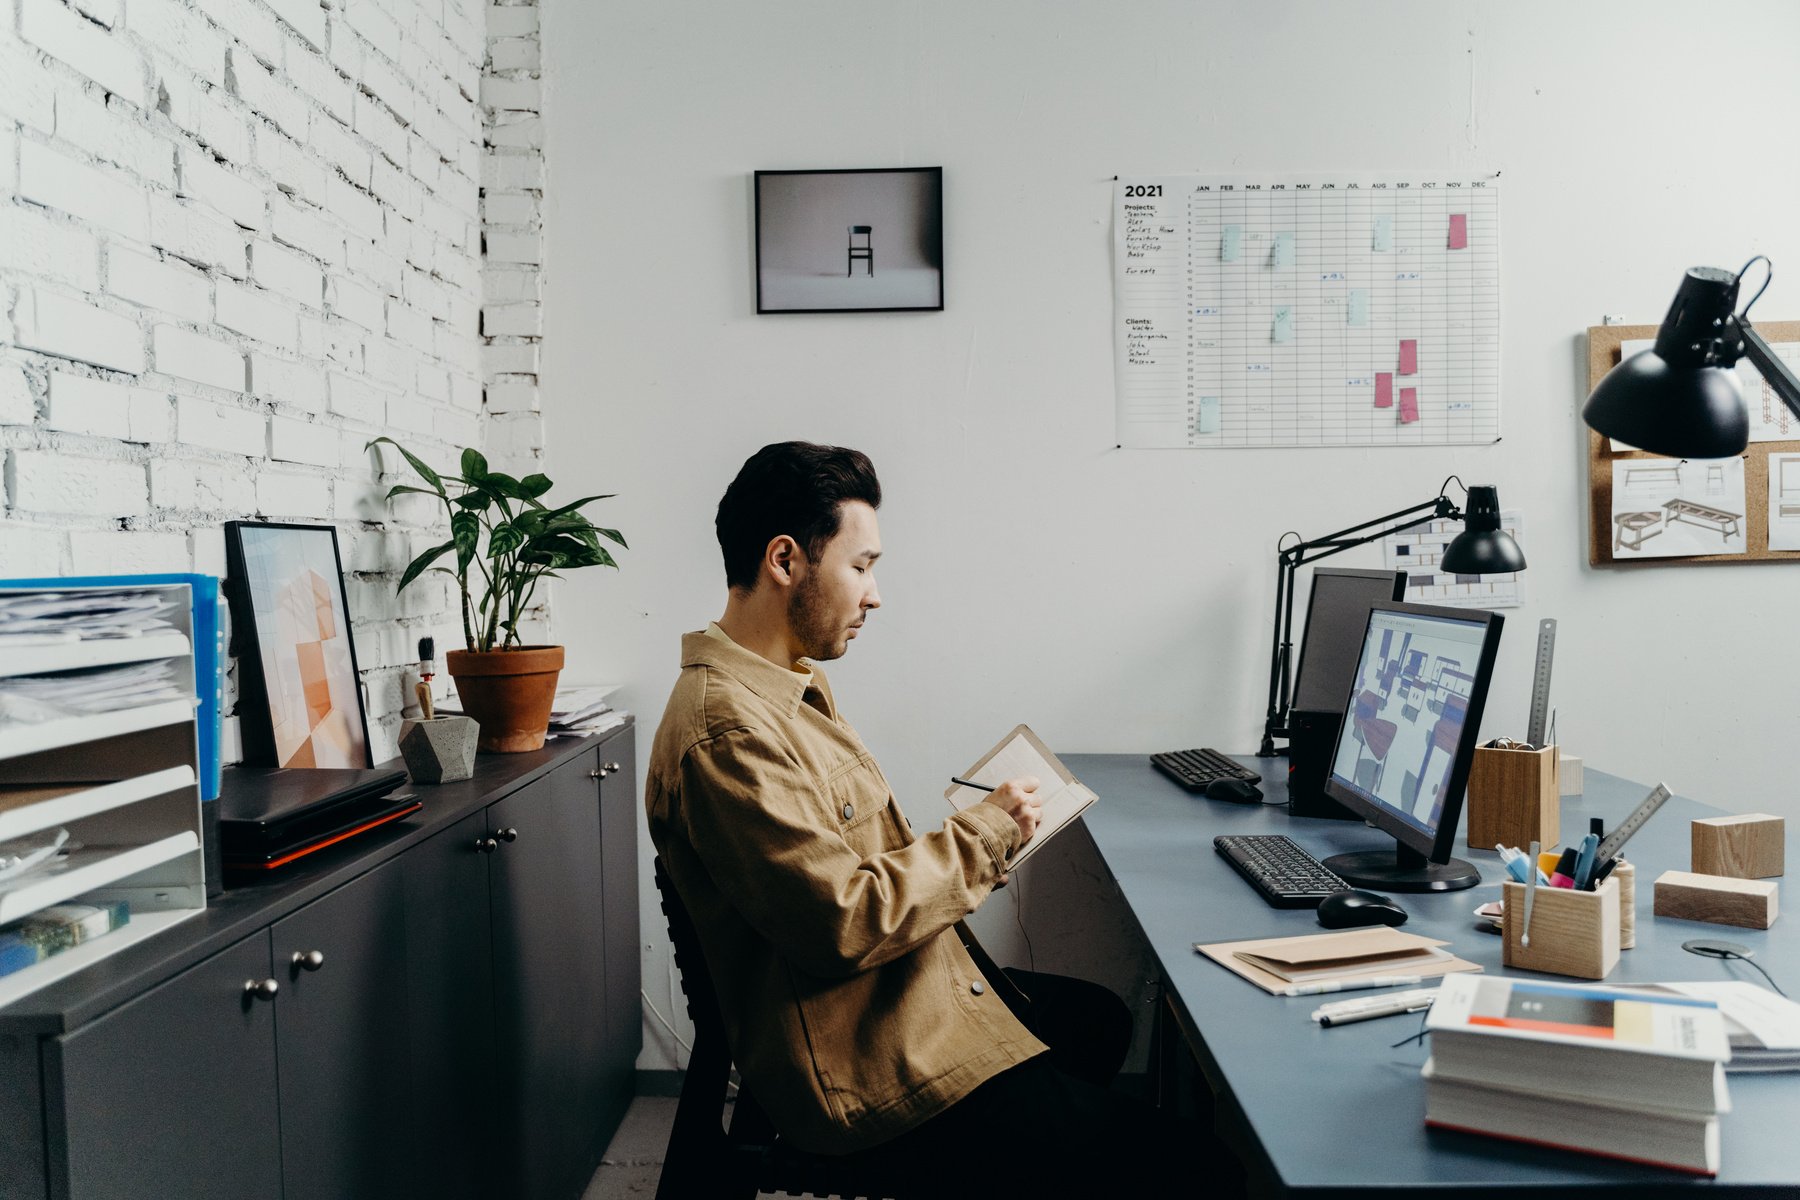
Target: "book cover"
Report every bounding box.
[1427,974,1731,1061]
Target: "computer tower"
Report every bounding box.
[1287,709,1360,820]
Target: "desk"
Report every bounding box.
[1068,754,1800,1197]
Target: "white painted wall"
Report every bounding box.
[541,0,1800,1071]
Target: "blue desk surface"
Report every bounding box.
[1067,753,1800,1197]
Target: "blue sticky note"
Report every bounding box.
[1197,396,1221,434]
[1347,289,1369,327]
[1373,216,1394,252]
[1221,225,1242,263]
[1272,232,1295,268]
[1272,307,1293,343]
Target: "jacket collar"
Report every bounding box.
[681,623,813,716]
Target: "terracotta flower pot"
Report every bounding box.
[446,645,565,753]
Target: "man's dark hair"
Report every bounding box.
[716,442,882,591]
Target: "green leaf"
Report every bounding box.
[385,484,443,502]
[367,437,445,496]
[460,448,489,482]
[520,473,553,499]
[397,540,455,592]
[489,522,525,557]
[540,494,615,521]
[591,526,628,549]
[451,510,481,573]
[483,471,529,500]
[452,490,492,510]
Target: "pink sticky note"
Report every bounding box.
[1398,339,1418,375]
[1399,387,1420,424]
[1375,373,1394,408]
[1448,213,1468,250]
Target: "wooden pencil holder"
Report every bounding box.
[1502,875,1621,980]
[1466,743,1559,851]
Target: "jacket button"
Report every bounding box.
[841,803,854,820]
[970,981,985,996]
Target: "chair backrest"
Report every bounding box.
[849,225,872,234]
[654,856,725,1039]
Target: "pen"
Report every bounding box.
[1573,827,1600,891]
[1522,839,1540,947]
[1313,990,1438,1026]
[1280,975,1423,998]
[950,777,994,793]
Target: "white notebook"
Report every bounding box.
[944,724,1097,869]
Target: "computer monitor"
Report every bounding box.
[1320,600,1504,892]
[1290,568,1408,714]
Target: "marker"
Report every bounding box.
[1550,848,1579,888]
[1313,988,1439,1026]
[950,777,994,793]
[1522,839,1541,947]
[1592,856,1620,886]
[1280,975,1423,998]
[1573,830,1601,891]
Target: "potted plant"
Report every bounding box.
[369,437,625,753]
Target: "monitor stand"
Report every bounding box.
[1323,842,1480,893]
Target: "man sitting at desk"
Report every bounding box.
[647,441,1210,1193]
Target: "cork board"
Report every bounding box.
[1587,322,1800,566]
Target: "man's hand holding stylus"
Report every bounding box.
[982,776,1042,847]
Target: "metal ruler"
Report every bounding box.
[1596,783,1672,861]
[1526,618,1556,747]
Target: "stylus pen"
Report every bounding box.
[1313,992,1438,1026]
[950,777,994,792]
[1521,839,1541,947]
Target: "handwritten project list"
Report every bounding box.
[1113,172,1501,448]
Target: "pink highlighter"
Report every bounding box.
[1549,848,1579,889]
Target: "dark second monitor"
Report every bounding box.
[1319,600,1504,893]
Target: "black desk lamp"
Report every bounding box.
[1584,259,1800,456]
[1258,478,1526,757]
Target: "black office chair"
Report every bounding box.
[652,857,920,1200]
[847,225,873,277]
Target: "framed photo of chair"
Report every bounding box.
[754,167,944,313]
[224,521,373,769]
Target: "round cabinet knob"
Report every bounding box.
[496,827,518,843]
[589,768,603,779]
[244,978,279,1000]
[605,761,622,774]
[291,950,325,972]
[475,836,498,853]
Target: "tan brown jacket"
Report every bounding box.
[645,625,1047,1153]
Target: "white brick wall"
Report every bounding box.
[2,0,549,764]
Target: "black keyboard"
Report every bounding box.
[1214,834,1350,909]
[1150,747,1261,792]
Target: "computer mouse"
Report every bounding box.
[1316,888,1408,928]
[1204,778,1264,804]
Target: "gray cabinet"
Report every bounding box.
[5,723,638,1200]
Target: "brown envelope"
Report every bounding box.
[1195,926,1483,994]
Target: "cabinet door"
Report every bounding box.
[53,932,281,1200]
[272,857,412,1200]
[597,726,640,1140]
[401,809,496,1200]
[489,747,609,1200]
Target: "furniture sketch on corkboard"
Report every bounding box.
[1588,321,1800,566]
[1780,457,1800,518]
[1663,498,1742,542]
[1614,511,1662,552]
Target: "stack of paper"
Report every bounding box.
[1630,982,1800,1072]
[1194,926,1481,994]
[0,590,176,645]
[0,661,189,723]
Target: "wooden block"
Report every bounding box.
[1466,744,1559,850]
[1503,876,1621,980]
[1558,753,1583,797]
[1692,813,1784,879]
[1653,870,1779,930]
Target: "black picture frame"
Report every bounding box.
[223,520,373,769]
[754,166,944,314]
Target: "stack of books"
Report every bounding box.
[1423,974,1731,1175]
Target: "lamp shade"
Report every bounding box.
[1583,349,1749,458]
[1581,266,1751,458]
[1441,486,1526,574]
